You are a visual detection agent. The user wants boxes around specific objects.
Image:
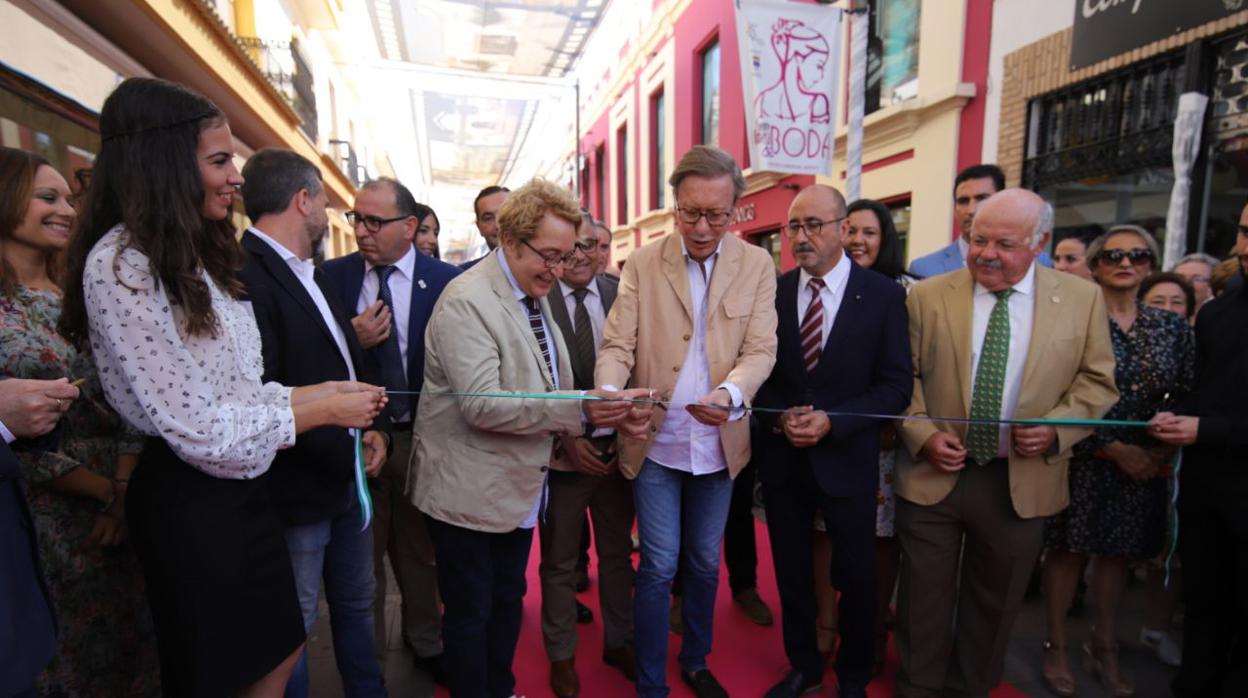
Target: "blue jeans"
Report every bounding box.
[283,496,384,698]
[633,459,734,697]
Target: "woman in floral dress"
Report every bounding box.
[0,147,159,696]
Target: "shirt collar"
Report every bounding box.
[248,226,301,264]
[364,244,417,280]
[496,248,527,302]
[797,251,851,294]
[957,237,970,260]
[973,261,1037,298]
[678,237,724,264]
[559,278,598,300]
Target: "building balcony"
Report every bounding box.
[237,35,318,143]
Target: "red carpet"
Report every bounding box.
[437,521,1028,697]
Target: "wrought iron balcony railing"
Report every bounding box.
[238,35,319,143]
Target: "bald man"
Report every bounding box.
[754,185,912,698]
[895,189,1117,698]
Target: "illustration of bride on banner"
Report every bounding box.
[736,0,842,176]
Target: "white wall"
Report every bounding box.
[981,0,1074,164]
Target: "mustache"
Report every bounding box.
[973,256,1003,270]
[794,243,816,254]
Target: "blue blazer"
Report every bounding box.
[0,440,57,694]
[754,262,913,498]
[908,240,1053,279]
[320,248,461,412]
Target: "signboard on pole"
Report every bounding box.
[1070,0,1236,70]
[735,0,843,176]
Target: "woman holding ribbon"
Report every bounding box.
[59,77,386,698]
[1040,224,1194,697]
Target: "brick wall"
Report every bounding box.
[997,11,1248,187]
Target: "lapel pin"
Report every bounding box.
[418,279,427,289]
[855,294,862,300]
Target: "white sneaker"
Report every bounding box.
[1140,627,1182,667]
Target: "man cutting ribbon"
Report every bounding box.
[894,188,1118,698]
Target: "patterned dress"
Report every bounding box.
[1045,303,1195,559]
[0,286,160,697]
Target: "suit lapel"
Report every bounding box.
[598,275,618,313]
[486,254,555,387]
[244,232,339,350]
[776,271,803,382]
[406,251,433,383]
[342,253,367,314]
[1020,267,1060,398]
[660,236,694,322]
[316,268,365,371]
[941,269,975,415]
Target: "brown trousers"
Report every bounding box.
[538,467,635,661]
[371,432,441,661]
[894,459,1044,698]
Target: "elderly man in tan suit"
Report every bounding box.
[410,178,652,698]
[894,188,1118,698]
[597,145,778,698]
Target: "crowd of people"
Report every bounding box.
[1,75,1246,698]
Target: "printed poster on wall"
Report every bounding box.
[735,0,843,176]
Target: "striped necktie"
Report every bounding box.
[374,265,410,421]
[799,277,826,373]
[523,296,555,382]
[967,288,1014,465]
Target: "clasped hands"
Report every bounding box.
[921,425,1057,473]
[779,406,831,448]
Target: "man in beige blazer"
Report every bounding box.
[596,145,778,698]
[410,178,652,698]
[894,188,1118,698]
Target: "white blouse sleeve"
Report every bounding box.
[84,235,296,479]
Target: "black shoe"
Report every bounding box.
[576,600,594,624]
[680,669,728,698]
[837,681,867,698]
[413,653,446,686]
[764,669,822,697]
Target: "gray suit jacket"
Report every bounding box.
[410,253,584,532]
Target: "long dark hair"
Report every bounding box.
[60,77,244,345]
[846,198,904,280]
[0,147,63,296]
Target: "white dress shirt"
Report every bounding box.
[647,241,743,476]
[249,228,356,382]
[356,244,416,420]
[0,420,14,444]
[970,263,1036,457]
[956,237,970,268]
[497,249,559,529]
[796,251,852,345]
[83,225,295,479]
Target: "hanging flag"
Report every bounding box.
[735,0,842,176]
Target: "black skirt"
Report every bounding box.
[127,438,304,698]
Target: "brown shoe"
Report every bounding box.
[550,657,579,698]
[602,644,638,682]
[732,587,774,626]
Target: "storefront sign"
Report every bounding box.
[733,203,757,226]
[735,0,842,176]
[1070,0,1238,70]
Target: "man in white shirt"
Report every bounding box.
[596,146,778,698]
[238,149,389,698]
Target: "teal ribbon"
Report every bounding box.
[381,390,1150,429]
[352,429,374,533]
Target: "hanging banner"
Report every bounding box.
[735,0,843,176]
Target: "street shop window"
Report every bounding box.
[887,198,911,265]
[866,0,921,114]
[1198,31,1248,259]
[0,68,98,201]
[1037,168,1173,256]
[651,89,666,211]
[750,228,783,270]
[700,39,721,147]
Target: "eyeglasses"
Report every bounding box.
[345,210,408,233]
[785,217,846,238]
[675,207,733,228]
[521,239,580,269]
[1095,248,1154,266]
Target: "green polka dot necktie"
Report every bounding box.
[967,289,1014,465]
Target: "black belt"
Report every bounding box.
[392,421,413,433]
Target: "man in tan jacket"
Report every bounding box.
[894,188,1117,698]
[596,145,778,698]
[410,179,652,698]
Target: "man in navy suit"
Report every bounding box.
[238,149,389,697]
[321,177,461,682]
[460,185,510,270]
[908,164,1051,278]
[755,185,913,698]
[1,377,80,697]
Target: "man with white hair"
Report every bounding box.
[1171,252,1219,308]
[894,188,1118,698]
